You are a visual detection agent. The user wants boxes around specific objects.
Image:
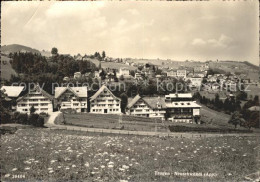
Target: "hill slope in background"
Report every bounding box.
[89,58,136,70]
[1,44,41,55]
[1,55,18,81]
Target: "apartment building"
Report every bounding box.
[55,86,88,112]
[126,95,166,120]
[165,93,201,123]
[90,85,121,114]
[16,85,53,114]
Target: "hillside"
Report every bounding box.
[1,55,18,81]
[1,44,41,55]
[89,58,136,70]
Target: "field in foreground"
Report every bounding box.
[1,128,259,181]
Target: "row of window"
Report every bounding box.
[21,108,48,111]
[92,109,119,112]
[21,98,50,102]
[95,99,117,102]
[28,94,43,97]
[18,103,49,107]
[92,104,120,107]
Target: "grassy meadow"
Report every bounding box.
[57,113,168,132]
[1,128,259,181]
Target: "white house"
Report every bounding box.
[16,85,53,114]
[117,68,130,77]
[177,70,187,78]
[126,95,166,120]
[135,72,142,80]
[55,86,88,112]
[167,70,177,77]
[90,85,121,114]
[189,77,203,87]
[74,72,82,79]
[165,93,201,123]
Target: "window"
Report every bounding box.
[93,109,95,112]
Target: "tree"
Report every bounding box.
[119,75,124,81]
[51,47,58,55]
[130,70,135,77]
[236,91,247,101]
[253,95,259,106]
[98,61,102,70]
[30,106,36,114]
[228,111,243,128]
[99,69,106,80]
[120,93,128,113]
[102,51,106,60]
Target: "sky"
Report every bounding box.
[1,1,259,65]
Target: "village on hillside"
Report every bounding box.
[1,48,260,131]
[1,1,260,181]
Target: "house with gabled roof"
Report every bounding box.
[16,85,53,114]
[126,94,166,120]
[165,93,201,123]
[90,85,121,114]
[55,86,88,112]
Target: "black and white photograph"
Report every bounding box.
[1,1,259,181]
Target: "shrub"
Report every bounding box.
[39,112,49,117]
[28,114,40,126]
[168,125,252,133]
[35,116,45,127]
[1,111,11,124]
[28,114,45,127]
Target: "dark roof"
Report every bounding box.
[17,85,53,102]
[127,95,166,109]
[90,85,121,101]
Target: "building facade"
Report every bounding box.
[90,85,121,114]
[16,85,53,114]
[165,93,201,123]
[126,95,166,120]
[117,68,130,77]
[177,70,187,78]
[189,77,203,87]
[55,86,88,112]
